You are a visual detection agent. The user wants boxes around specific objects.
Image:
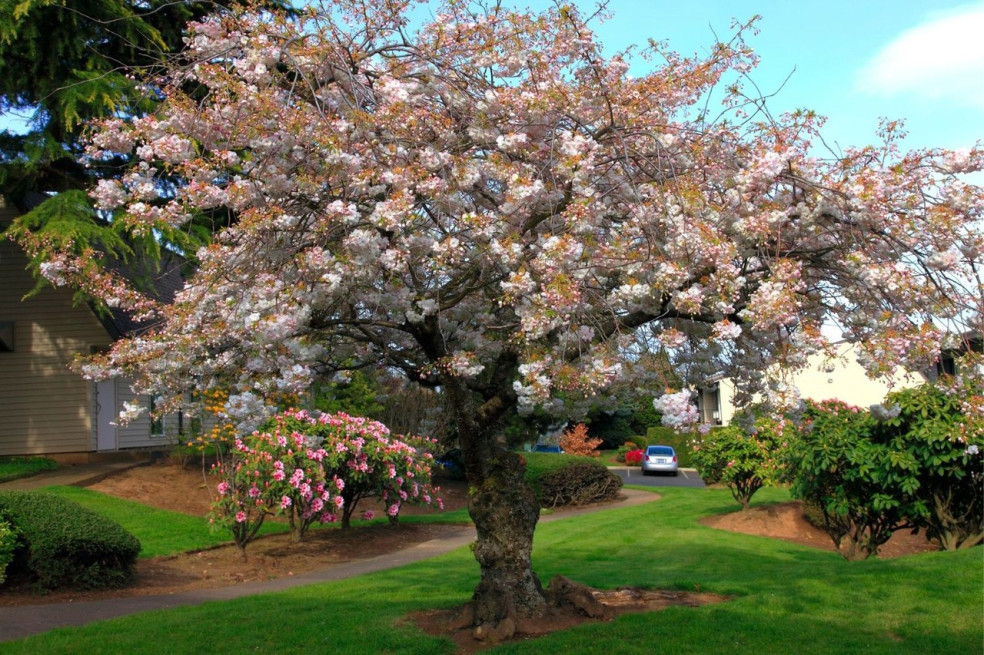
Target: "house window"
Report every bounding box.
[149,396,165,437]
[0,322,13,351]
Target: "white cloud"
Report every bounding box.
[856,2,984,111]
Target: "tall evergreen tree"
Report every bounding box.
[0,1,287,297]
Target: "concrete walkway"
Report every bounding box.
[0,463,660,643]
[0,460,150,491]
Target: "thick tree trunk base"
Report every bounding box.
[412,577,730,648]
[465,451,546,639]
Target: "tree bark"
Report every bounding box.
[466,449,546,635]
[439,375,548,639]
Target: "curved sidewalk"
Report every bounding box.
[0,471,659,643]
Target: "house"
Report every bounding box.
[0,197,184,459]
[696,341,929,426]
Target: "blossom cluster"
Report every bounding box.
[37,0,980,462]
[209,408,443,550]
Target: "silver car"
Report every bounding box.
[641,445,678,476]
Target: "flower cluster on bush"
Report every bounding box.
[209,409,442,553]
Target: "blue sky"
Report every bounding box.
[3,0,981,153]
[485,0,984,152]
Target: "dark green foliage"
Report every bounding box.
[0,490,140,590]
[0,0,202,201]
[787,399,920,560]
[628,400,663,435]
[0,512,17,585]
[0,0,289,202]
[876,382,983,550]
[0,0,290,306]
[537,463,623,508]
[521,452,621,507]
[313,371,385,417]
[585,408,635,449]
[0,455,58,482]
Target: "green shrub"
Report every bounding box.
[690,415,788,511]
[0,513,17,586]
[0,491,141,590]
[522,452,602,498]
[614,442,637,462]
[536,462,623,508]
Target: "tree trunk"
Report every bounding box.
[439,376,548,640]
[466,449,547,639]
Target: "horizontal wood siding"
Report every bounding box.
[114,383,181,449]
[0,207,113,455]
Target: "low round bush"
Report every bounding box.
[0,491,141,590]
[536,462,623,508]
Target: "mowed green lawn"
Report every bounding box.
[2,485,980,654]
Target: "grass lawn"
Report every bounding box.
[0,457,57,483]
[37,486,288,558]
[2,485,980,654]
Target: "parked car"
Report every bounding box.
[641,445,678,476]
[530,444,563,454]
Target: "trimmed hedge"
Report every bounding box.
[0,456,58,483]
[522,452,622,508]
[0,491,141,590]
[0,513,16,586]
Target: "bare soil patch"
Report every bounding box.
[701,500,940,558]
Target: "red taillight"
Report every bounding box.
[672,455,677,462]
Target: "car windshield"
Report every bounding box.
[646,446,674,456]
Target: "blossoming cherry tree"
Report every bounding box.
[34,0,982,639]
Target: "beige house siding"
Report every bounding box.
[115,384,181,449]
[700,342,926,426]
[0,207,115,455]
[1,204,185,456]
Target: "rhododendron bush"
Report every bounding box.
[210,409,440,553]
[27,0,983,635]
[690,412,789,510]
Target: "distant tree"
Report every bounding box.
[559,423,602,457]
[313,370,385,418]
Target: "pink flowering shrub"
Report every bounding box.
[624,449,644,465]
[690,413,788,511]
[209,409,442,553]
